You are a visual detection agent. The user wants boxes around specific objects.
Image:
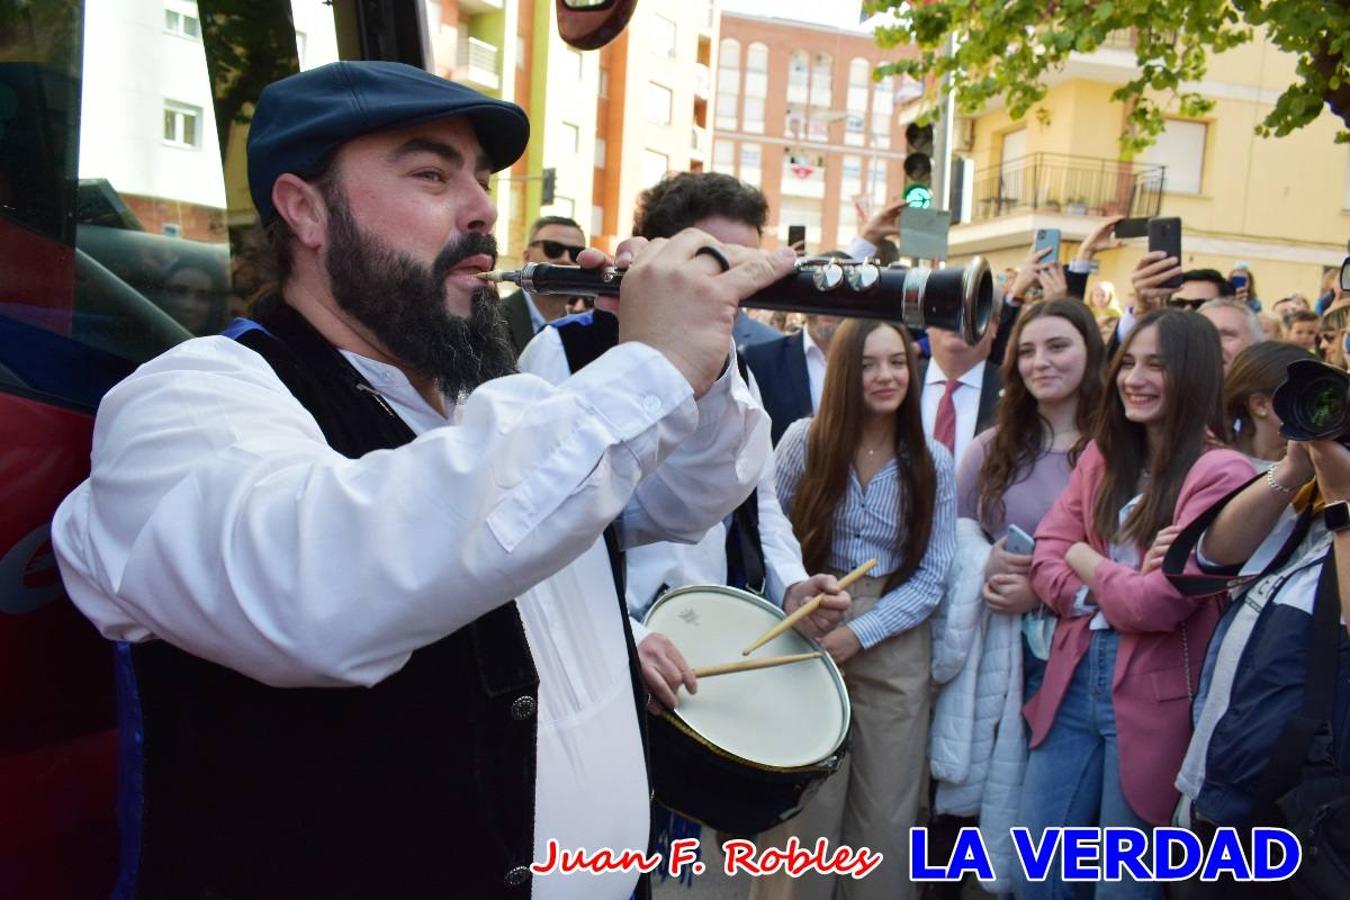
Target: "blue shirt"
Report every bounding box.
[774,417,956,648]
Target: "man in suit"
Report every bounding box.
[920,323,1001,468]
[741,315,839,446]
[500,215,586,357]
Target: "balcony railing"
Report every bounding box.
[455,34,500,92]
[970,153,1166,222]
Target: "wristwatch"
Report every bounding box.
[1324,500,1350,533]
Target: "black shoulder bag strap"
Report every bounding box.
[1163,470,1312,597]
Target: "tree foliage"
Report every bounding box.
[867,0,1350,155]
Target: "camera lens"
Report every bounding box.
[1272,359,1350,442]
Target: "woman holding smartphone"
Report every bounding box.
[957,299,1105,697]
[753,318,956,900]
[1020,309,1252,899]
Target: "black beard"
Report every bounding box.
[324,194,516,399]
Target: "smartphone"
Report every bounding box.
[1148,217,1183,289]
[1230,272,1249,290]
[1004,524,1036,556]
[1033,228,1061,262]
[1114,216,1149,239]
[787,224,806,254]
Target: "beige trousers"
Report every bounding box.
[748,573,932,900]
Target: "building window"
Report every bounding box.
[787,49,809,106]
[1140,119,1207,195]
[810,52,833,110]
[742,43,768,135]
[868,157,888,206]
[594,137,606,169]
[646,82,673,125]
[847,58,870,147]
[165,5,201,39]
[871,77,893,150]
[642,149,670,188]
[552,196,575,217]
[716,38,740,130]
[566,48,584,83]
[592,204,604,239]
[560,122,579,155]
[840,154,863,239]
[740,142,762,188]
[743,97,765,135]
[713,139,735,174]
[651,15,677,57]
[163,101,202,148]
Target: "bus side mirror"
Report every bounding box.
[556,0,637,50]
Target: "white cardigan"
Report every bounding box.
[928,517,1027,894]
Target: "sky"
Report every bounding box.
[718,0,877,33]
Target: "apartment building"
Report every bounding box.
[943,28,1350,304]
[710,12,919,254]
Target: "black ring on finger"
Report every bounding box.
[695,244,731,273]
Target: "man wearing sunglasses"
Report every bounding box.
[501,215,589,356]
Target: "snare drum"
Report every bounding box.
[643,584,851,836]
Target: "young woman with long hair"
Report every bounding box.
[750,319,956,900]
[957,299,1105,695]
[1021,309,1253,899]
[1223,340,1311,469]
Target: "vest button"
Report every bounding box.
[510,695,537,720]
[504,865,532,887]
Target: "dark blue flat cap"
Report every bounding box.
[247,61,530,224]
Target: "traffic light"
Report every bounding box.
[541,167,557,206]
[903,122,934,209]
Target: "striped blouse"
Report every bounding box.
[774,417,957,648]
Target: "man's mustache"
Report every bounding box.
[431,232,499,283]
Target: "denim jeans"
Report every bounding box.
[1016,630,1160,900]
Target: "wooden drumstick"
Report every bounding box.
[692,652,823,679]
[740,558,877,656]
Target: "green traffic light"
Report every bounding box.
[903,184,933,209]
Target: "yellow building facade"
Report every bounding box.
[946,29,1350,306]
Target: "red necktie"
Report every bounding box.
[934,379,961,454]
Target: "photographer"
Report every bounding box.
[1165,421,1350,899]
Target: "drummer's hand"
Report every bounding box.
[783,574,851,640]
[820,625,863,666]
[637,632,697,712]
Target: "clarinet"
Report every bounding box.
[480,256,994,344]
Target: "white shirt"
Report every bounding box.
[523,290,548,333]
[920,358,987,468]
[519,327,807,628]
[800,323,827,413]
[51,333,769,900]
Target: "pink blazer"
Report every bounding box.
[1026,441,1252,824]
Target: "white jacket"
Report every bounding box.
[928,517,1027,894]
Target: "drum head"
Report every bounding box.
[644,585,849,769]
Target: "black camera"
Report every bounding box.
[1272,358,1350,442]
[1273,256,1350,441]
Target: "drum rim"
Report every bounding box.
[643,583,852,770]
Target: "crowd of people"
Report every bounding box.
[48,62,1350,900]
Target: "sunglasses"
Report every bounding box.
[1319,333,1337,344]
[529,239,585,262]
[1166,297,1205,311]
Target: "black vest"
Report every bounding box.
[552,311,766,597]
[126,298,548,898]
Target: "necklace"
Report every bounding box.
[861,439,890,456]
